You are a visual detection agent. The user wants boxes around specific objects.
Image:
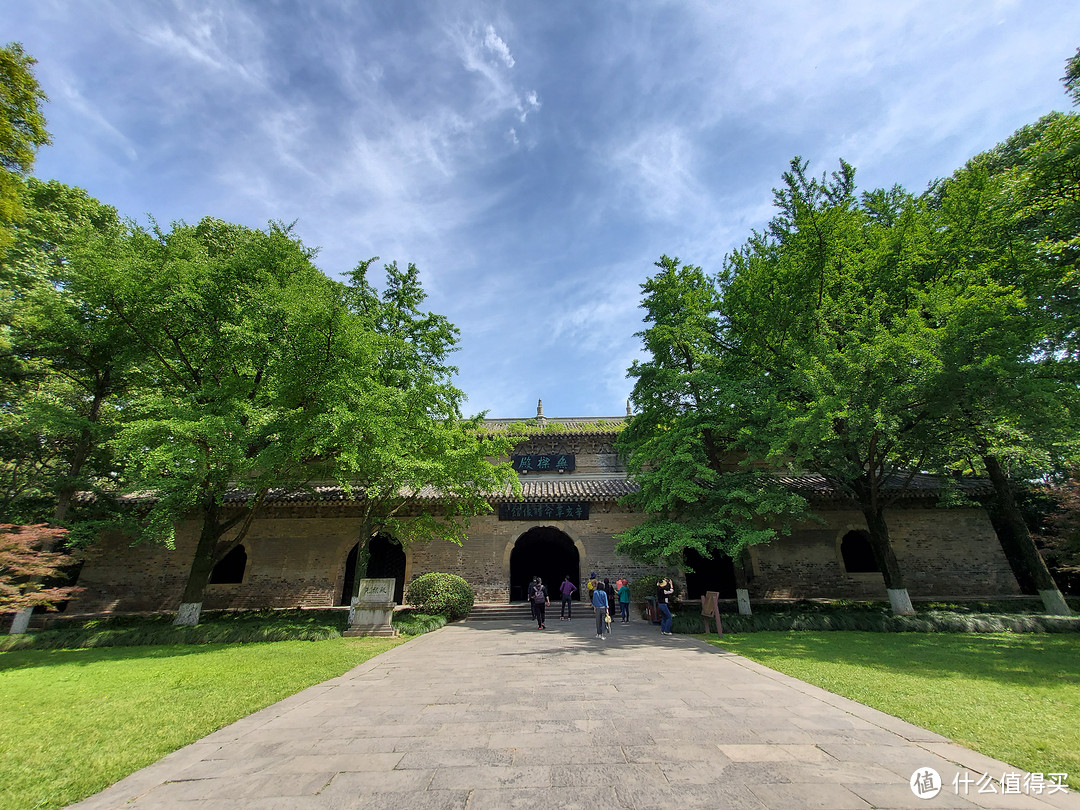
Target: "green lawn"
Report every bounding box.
[709,632,1079,786]
[0,637,405,810]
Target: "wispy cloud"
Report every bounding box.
[483,25,515,68]
[10,0,1080,418]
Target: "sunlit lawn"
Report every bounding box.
[709,632,1080,787]
[0,637,405,810]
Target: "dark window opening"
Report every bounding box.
[841,530,880,573]
[209,545,246,584]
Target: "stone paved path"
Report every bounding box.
[70,615,1079,810]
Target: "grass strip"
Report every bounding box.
[708,632,1079,787]
[0,636,405,810]
[0,608,447,651]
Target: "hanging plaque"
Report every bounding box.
[498,502,590,520]
[512,454,575,472]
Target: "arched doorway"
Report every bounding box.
[683,547,737,599]
[338,533,406,605]
[509,526,580,603]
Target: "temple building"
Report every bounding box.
[71,406,1019,614]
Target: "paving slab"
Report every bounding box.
[68,617,1079,810]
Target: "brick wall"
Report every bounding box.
[749,505,1020,599]
[67,435,1021,615]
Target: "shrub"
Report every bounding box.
[391,610,447,635]
[629,574,679,604]
[405,572,474,621]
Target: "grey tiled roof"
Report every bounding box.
[214,470,984,507]
[777,471,994,497]
[218,478,641,506]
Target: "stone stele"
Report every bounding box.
[344,577,398,637]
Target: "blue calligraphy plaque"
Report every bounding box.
[512,454,575,472]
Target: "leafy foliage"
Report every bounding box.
[628,573,679,604]
[0,42,50,250]
[405,572,474,621]
[0,523,79,610]
[0,179,130,532]
[616,257,808,567]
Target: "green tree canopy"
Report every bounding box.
[615,257,807,571]
[67,220,517,625]
[0,43,50,250]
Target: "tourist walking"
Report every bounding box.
[592,582,609,639]
[603,578,617,619]
[559,575,576,620]
[618,578,631,623]
[656,578,674,635]
[530,576,549,629]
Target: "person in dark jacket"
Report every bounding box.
[603,578,617,619]
[529,576,549,629]
[656,578,674,635]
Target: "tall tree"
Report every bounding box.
[921,118,1080,614]
[330,259,519,612]
[0,179,129,633]
[78,217,369,625]
[79,223,517,626]
[0,43,50,251]
[615,257,807,606]
[717,160,949,614]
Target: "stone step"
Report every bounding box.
[466,602,535,621]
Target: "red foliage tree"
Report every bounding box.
[0,524,81,611]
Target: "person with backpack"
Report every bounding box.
[529,576,549,629]
[558,575,577,620]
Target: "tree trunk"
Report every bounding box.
[55,376,109,525]
[983,454,1072,615]
[350,524,376,599]
[860,502,914,615]
[733,549,752,616]
[173,501,225,626]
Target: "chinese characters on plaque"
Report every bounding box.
[512,454,575,472]
[498,502,590,521]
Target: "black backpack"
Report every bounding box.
[532,584,546,604]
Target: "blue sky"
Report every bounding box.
[7,1,1080,418]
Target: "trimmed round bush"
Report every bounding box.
[405,572,475,621]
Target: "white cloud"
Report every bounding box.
[483,25,515,68]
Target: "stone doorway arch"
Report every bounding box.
[507,526,583,603]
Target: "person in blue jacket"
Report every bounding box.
[592,581,609,639]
